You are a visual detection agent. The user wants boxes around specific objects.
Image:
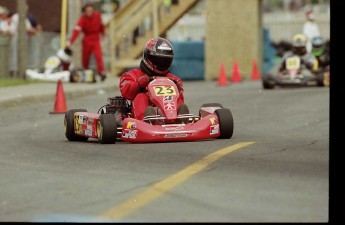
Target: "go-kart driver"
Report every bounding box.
[311,36,329,70]
[117,37,185,124]
[279,34,318,74]
[311,36,330,86]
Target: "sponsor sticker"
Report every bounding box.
[122,129,137,139]
[126,122,137,129]
[84,130,93,137]
[78,116,84,124]
[164,133,189,138]
[164,102,176,110]
[164,126,184,131]
[87,119,94,125]
[163,95,173,102]
[210,124,219,135]
[157,42,172,51]
[78,115,87,125]
[210,118,218,125]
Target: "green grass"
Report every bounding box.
[0,79,43,88]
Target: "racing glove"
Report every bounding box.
[169,78,183,93]
[138,75,150,89]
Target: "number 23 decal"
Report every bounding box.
[154,86,177,96]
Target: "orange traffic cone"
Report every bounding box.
[217,63,229,86]
[50,79,67,114]
[251,60,261,80]
[231,61,242,83]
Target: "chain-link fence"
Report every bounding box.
[7,31,60,74]
[6,30,111,74]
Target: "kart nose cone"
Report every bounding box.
[165,110,177,120]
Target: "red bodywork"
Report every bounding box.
[73,112,220,143]
[121,114,220,143]
[73,77,222,143]
[148,77,180,120]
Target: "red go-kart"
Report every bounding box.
[64,77,234,144]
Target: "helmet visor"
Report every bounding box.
[294,46,306,55]
[148,54,173,72]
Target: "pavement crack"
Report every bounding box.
[201,166,218,173]
[249,140,321,157]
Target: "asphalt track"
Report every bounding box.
[0,80,329,222]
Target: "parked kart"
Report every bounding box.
[26,48,96,83]
[64,77,234,144]
[262,56,324,89]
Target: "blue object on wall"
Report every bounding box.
[170,59,204,80]
[172,41,205,60]
[263,27,276,76]
[169,41,205,80]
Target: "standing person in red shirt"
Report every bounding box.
[66,3,106,81]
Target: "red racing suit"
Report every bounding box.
[119,68,184,120]
[69,12,105,74]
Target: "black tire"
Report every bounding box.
[200,103,223,108]
[215,108,234,139]
[97,114,117,144]
[69,70,80,83]
[64,109,89,142]
[262,79,275,89]
[316,72,325,87]
[178,104,190,123]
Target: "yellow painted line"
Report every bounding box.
[100,142,255,219]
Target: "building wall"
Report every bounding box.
[205,0,262,80]
[1,0,62,32]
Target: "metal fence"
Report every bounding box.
[0,29,110,76]
[8,31,60,72]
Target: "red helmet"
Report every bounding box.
[142,37,174,76]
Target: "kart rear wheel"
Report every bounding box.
[97,114,117,144]
[316,72,325,87]
[178,104,190,123]
[215,108,234,139]
[317,79,324,87]
[64,109,89,142]
[262,79,275,89]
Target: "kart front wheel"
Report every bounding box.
[64,109,89,142]
[215,108,234,139]
[97,114,117,144]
